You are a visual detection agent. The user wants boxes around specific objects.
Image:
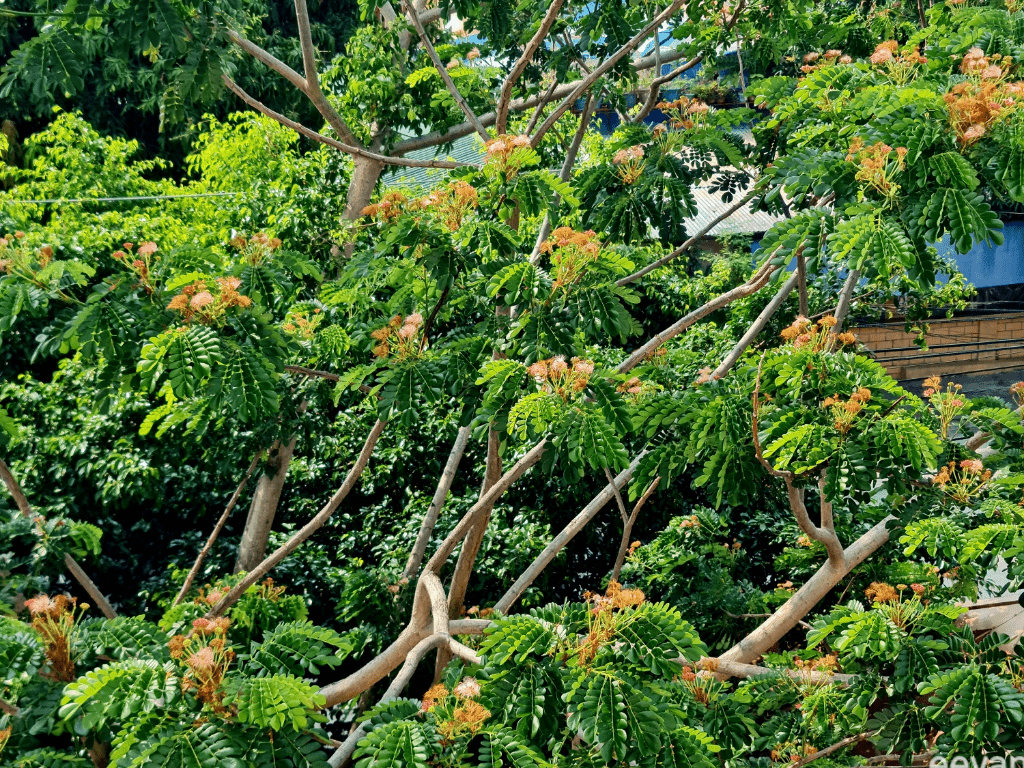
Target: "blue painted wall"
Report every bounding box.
[935,221,1024,289]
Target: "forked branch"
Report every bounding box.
[530,0,686,147]
[223,76,475,169]
[405,0,490,141]
[495,0,567,134]
[751,357,845,566]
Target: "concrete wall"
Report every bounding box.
[854,312,1024,381]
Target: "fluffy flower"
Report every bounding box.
[454,677,482,699]
[190,291,215,310]
[187,646,216,673]
[24,594,57,616]
[960,458,985,474]
[137,241,158,256]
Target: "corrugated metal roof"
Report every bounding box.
[385,134,485,190]
[688,182,783,236]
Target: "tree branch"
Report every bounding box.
[223,76,475,169]
[527,79,559,133]
[712,270,799,379]
[605,467,629,524]
[530,91,598,263]
[495,455,643,612]
[700,658,858,685]
[611,476,659,582]
[495,0,566,135]
[616,187,759,286]
[390,45,693,156]
[789,732,876,768]
[632,0,745,123]
[718,516,893,667]
[784,477,845,567]
[328,633,447,768]
[616,258,778,373]
[208,419,388,617]
[531,0,686,147]
[424,441,547,573]
[0,457,117,619]
[405,1,490,141]
[832,269,861,329]
[403,426,472,580]
[173,451,263,607]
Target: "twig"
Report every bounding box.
[173,451,264,607]
[789,731,876,768]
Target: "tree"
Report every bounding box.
[3,1,1024,766]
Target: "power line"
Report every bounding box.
[4,192,241,205]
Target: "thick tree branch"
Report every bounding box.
[173,451,263,607]
[617,187,759,286]
[495,0,566,134]
[616,258,778,373]
[405,1,490,141]
[712,270,799,378]
[531,0,686,147]
[832,269,861,328]
[495,455,643,612]
[425,441,547,573]
[700,658,857,684]
[719,517,893,666]
[328,632,447,768]
[228,31,308,92]
[208,419,388,617]
[403,426,472,580]
[223,76,474,169]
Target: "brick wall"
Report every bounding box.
[853,313,1024,381]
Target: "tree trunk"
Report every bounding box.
[342,155,386,253]
[233,156,386,571]
[235,437,297,573]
